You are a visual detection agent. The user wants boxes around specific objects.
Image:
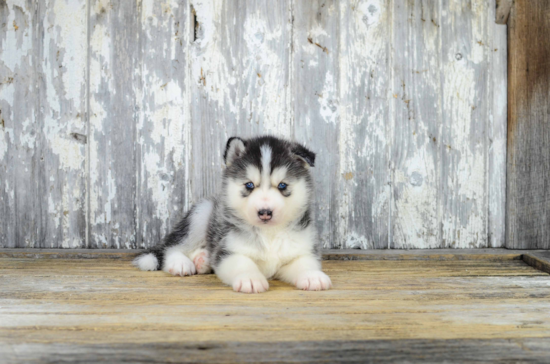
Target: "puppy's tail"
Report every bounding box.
[133,247,163,271]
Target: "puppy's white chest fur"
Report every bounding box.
[227,227,315,278]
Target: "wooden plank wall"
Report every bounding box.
[506,0,550,249]
[0,0,507,249]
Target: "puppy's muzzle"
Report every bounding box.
[258,209,273,221]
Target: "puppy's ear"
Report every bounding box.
[291,143,315,168]
[224,137,247,166]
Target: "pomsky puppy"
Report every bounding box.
[133,135,332,293]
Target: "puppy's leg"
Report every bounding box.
[189,248,212,274]
[216,254,269,293]
[163,247,196,276]
[276,255,332,291]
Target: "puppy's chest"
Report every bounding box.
[232,231,311,277]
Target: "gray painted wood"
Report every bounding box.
[506,0,550,250]
[390,0,442,249]
[88,0,141,248]
[136,0,191,249]
[189,0,292,202]
[292,0,341,248]
[337,0,390,248]
[0,1,41,248]
[0,0,508,249]
[390,1,507,249]
[38,0,88,248]
[488,5,508,247]
[439,1,491,249]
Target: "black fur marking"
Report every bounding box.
[280,190,291,197]
[297,209,311,230]
[224,137,247,165]
[213,246,230,267]
[241,188,253,198]
[291,143,316,167]
[225,136,315,182]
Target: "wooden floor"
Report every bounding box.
[1,250,550,363]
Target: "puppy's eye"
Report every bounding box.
[278,182,287,190]
[245,182,255,190]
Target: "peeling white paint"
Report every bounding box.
[318,72,339,125]
[1,0,507,249]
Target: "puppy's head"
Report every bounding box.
[222,136,315,228]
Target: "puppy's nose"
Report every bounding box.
[258,209,273,221]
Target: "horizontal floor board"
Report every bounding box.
[1,252,550,362]
[3,338,550,364]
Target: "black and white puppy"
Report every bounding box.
[133,135,331,293]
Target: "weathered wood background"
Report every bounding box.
[506,0,550,250]
[0,0,507,249]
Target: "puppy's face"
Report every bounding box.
[223,137,315,228]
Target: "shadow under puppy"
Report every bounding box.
[133,135,332,293]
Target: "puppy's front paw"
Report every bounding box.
[295,270,332,291]
[232,273,269,294]
[163,251,196,276]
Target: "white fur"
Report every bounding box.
[190,248,212,274]
[163,248,196,276]
[226,148,309,229]
[276,256,332,290]
[183,200,213,255]
[216,254,269,293]
[218,220,332,293]
[159,199,213,276]
[260,144,272,180]
[133,253,159,271]
[218,142,329,293]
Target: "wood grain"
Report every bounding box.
[522,251,550,275]
[338,0,390,249]
[189,0,292,203]
[292,0,341,248]
[390,0,442,249]
[136,0,191,249]
[0,257,549,362]
[0,1,40,248]
[0,0,509,249]
[3,338,550,363]
[88,0,141,248]
[495,0,514,24]
[0,247,537,261]
[439,1,491,249]
[506,0,550,249]
[488,1,508,247]
[38,0,88,248]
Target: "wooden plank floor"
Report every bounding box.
[1,252,550,363]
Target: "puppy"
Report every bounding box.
[133,135,332,293]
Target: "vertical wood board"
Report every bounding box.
[88,0,140,248]
[506,0,550,249]
[136,0,191,249]
[0,1,40,248]
[292,0,341,248]
[337,0,390,248]
[38,0,88,248]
